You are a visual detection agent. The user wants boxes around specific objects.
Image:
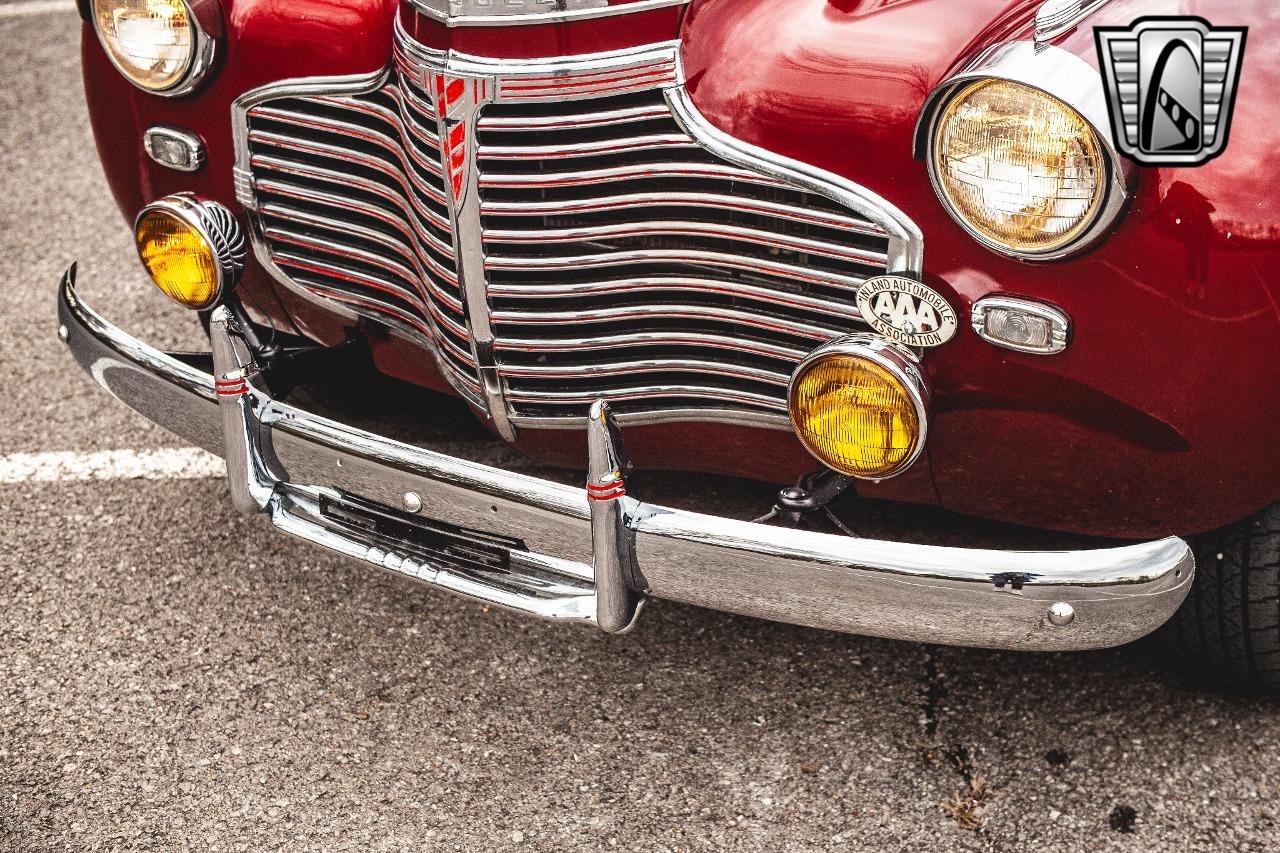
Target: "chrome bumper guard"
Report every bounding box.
[58,267,1194,650]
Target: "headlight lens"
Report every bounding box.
[788,340,928,480]
[931,79,1104,256]
[92,0,196,92]
[136,207,222,309]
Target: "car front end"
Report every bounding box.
[58,0,1280,676]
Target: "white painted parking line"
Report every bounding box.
[0,448,225,484]
[0,1,76,18]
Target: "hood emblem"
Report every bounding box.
[1096,17,1246,167]
[856,276,958,348]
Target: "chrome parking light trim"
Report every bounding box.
[914,41,1134,261]
[59,265,1196,651]
[972,296,1071,355]
[143,126,206,172]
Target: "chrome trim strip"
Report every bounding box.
[484,249,870,290]
[482,220,887,266]
[494,329,809,362]
[477,103,671,129]
[432,72,519,441]
[406,0,689,28]
[509,408,793,430]
[500,358,791,385]
[395,32,681,82]
[476,161,787,189]
[491,304,848,341]
[59,268,1196,652]
[486,275,861,316]
[913,41,1135,261]
[1035,0,1113,43]
[505,383,789,411]
[479,134,698,158]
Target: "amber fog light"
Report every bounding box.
[788,335,930,481]
[135,195,244,310]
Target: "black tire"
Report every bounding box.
[1163,502,1280,693]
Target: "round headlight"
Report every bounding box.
[92,0,208,94]
[135,196,244,309]
[788,336,929,481]
[930,79,1105,257]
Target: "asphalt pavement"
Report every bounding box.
[2,7,1278,851]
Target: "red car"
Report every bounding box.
[61,0,1280,691]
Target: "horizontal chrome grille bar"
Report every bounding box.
[497,357,791,386]
[494,330,810,361]
[485,248,870,290]
[480,191,889,237]
[479,134,699,159]
[483,220,887,267]
[477,161,790,189]
[491,303,849,340]
[503,383,789,411]
[477,103,672,130]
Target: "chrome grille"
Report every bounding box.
[242,74,484,402]
[236,30,912,429]
[477,90,890,421]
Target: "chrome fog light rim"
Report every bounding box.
[787,333,931,481]
[134,194,246,308]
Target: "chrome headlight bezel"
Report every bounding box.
[91,0,218,97]
[915,42,1135,262]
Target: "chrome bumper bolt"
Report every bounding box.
[1047,602,1076,627]
[403,492,422,513]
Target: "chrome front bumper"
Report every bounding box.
[58,266,1194,650]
